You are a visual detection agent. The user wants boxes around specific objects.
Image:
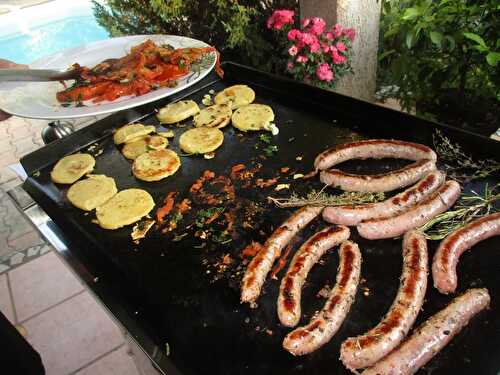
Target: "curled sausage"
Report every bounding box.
[277,226,350,327]
[340,230,428,370]
[241,206,323,303]
[323,170,445,226]
[357,180,461,240]
[314,139,437,171]
[362,288,490,375]
[432,212,500,294]
[283,241,361,356]
[320,159,436,193]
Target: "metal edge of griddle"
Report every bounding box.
[221,62,500,162]
[19,72,222,176]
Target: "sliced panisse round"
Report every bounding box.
[193,104,232,128]
[113,123,156,145]
[122,135,168,160]
[132,149,181,182]
[96,188,154,230]
[157,100,200,124]
[214,85,255,109]
[179,127,224,154]
[231,103,275,132]
[67,175,117,211]
[50,153,95,184]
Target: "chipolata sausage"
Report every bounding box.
[340,231,428,370]
[432,212,500,294]
[241,206,323,303]
[277,226,350,327]
[283,241,361,356]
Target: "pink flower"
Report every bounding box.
[267,9,295,30]
[322,43,330,53]
[309,40,321,53]
[309,17,326,35]
[325,32,334,40]
[287,29,302,41]
[335,41,346,52]
[296,55,308,64]
[331,23,343,38]
[316,63,333,82]
[331,48,347,64]
[301,18,311,28]
[287,62,294,71]
[288,45,299,56]
[299,32,317,46]
[343,28,356,41]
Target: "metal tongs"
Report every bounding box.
[0,68,81,82]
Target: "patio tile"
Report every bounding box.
[9,252,84,321]
[74,345,140,375]
[0,274,15,324]
[23,292,125,375]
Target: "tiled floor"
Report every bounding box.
[0,115,145,374]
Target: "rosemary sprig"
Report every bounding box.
[268,186,385,208]
[419,183,500,240]
[433,130,500,182]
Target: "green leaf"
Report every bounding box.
[445,35,456,51]
[406,31,416,49]
[429,31,443,48]
[402,7,420,20]
[463,32,487,48]
[379,49,396,61]
[486,52,500,67]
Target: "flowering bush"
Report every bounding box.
[267,9,355,89]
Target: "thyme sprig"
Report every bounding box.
[268,185,385,208]
[419,183,500,240]
[433,130,500,182]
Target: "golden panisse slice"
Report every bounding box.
[50,153,95,184]
[193,104,232,128]
[214,85,255,109]
[67,175,117,211]
[96,189,154,230]
[157,100,200,124]
[179,127,224,154]
[132,149,181,182]
[231,104,275,132]
[113,123,156,145]
[122,136,168,160]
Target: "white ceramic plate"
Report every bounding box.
[0,35,216,119]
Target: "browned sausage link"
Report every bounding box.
[323,170,445,226]
[314,139,437,171]
[432,212,500,294]
[362,288,490,375]
[241,206,323,303]
[357,180,461,240]
[320,159,436,193]
[340,230,428,370]
[277,226,351,327]
[283,241,361,356]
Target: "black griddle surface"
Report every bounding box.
[22,63,500,375]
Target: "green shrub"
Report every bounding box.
[93,0,298,72]
[378,0,499,127]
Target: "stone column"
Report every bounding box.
[299,0,382,102]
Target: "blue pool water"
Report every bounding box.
[0,15,109,64]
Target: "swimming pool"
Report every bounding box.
[0,0,109,64]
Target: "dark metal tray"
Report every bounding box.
[21,62,500,375]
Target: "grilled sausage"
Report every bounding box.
[314,139,437,171]
[277,226,351,327]
[320,159,436,193]
[362,288,490,375]
[323,171,445,226]
[241,206,323,303]
[340,230,428,370]
[283,241,361,355]
[432,212,500,294]
[357,180,461,240]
